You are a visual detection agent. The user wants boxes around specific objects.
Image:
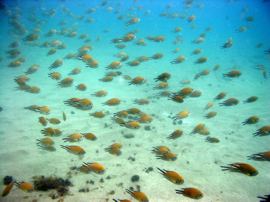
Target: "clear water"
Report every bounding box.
[0,0,270,201]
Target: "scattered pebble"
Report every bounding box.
[123,133,134,138]
[206,136,220,143]
[79,188,89,192]
[128,156,136,161]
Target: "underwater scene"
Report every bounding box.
[0,0,270,201]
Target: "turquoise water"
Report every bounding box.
[0,0,270,201]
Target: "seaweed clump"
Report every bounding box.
[33,176,72,197]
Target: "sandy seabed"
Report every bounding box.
[0,0,270,202]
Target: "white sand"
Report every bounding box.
[0,0,270,202]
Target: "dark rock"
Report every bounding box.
[70,166,77,170]
[89,180,95,184]
[109,190,115,195]
[128,156,136,161]
[3,176,13,185]
[79,188,86,192]
[145,167,153,173]
[131,175,140,182]
[144,125,151,131]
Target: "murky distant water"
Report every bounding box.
[0,0,270,202]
